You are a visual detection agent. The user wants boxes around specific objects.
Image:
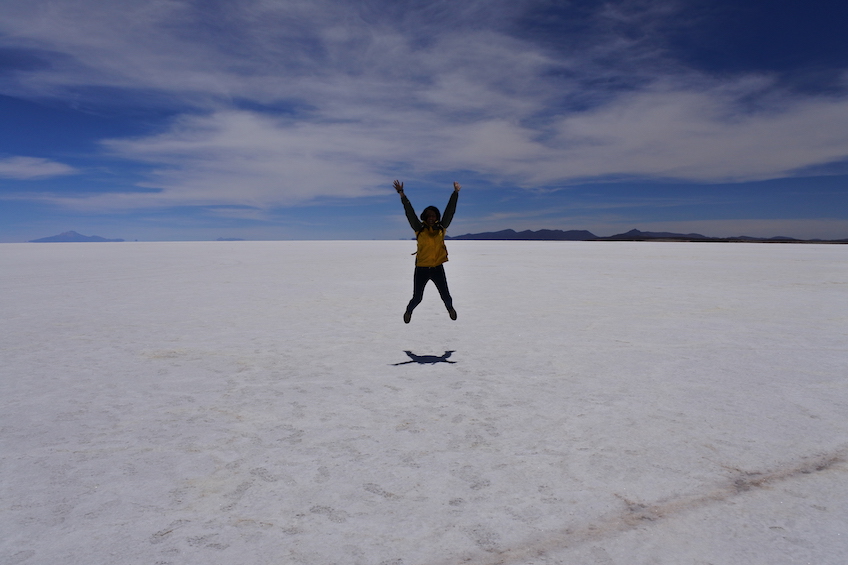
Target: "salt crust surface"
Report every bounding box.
[1,240,847,564]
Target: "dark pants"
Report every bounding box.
[406,265,453,313]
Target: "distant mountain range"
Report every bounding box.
[448,229,596,241]
[449,228,848,243]
[595,229,802,242]
[27,228,847,243]
[29,231,124,243]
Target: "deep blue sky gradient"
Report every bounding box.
[2,0,848,241]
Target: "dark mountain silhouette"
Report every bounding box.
[599,229,712,240]
[447,227,847,243]
[29,231,124,243]
[598,229,803,242]
[448,229,597,241]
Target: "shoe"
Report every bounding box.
[448,308,457,320]
[403,311,412,324]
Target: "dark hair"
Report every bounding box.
[420,206,441,222]
[418,206,443,232]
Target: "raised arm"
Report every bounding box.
[394,180,422,232]
[441,182,461,229]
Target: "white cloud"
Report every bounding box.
[0,156,77,179]
[530,80,848,184]
[3,0,848,211]
[84,77,848,210]
[97,110,391,209]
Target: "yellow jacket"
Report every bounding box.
[415,227,449,267]
[401,191,459,267]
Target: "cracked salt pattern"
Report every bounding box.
[1,240,847,564]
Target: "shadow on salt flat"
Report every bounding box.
[392,350,456,365]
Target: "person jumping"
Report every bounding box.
[394,179,461,323]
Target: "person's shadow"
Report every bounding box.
[392,350,456,365]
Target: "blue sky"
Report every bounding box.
[2,0,848,241]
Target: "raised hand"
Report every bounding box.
[453,182,461,192]
[393,180,404,193]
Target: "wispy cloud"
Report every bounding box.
[536,79,848,183]
[90,79,848,210]
[0,156,77,179]
[3,0,848,212]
